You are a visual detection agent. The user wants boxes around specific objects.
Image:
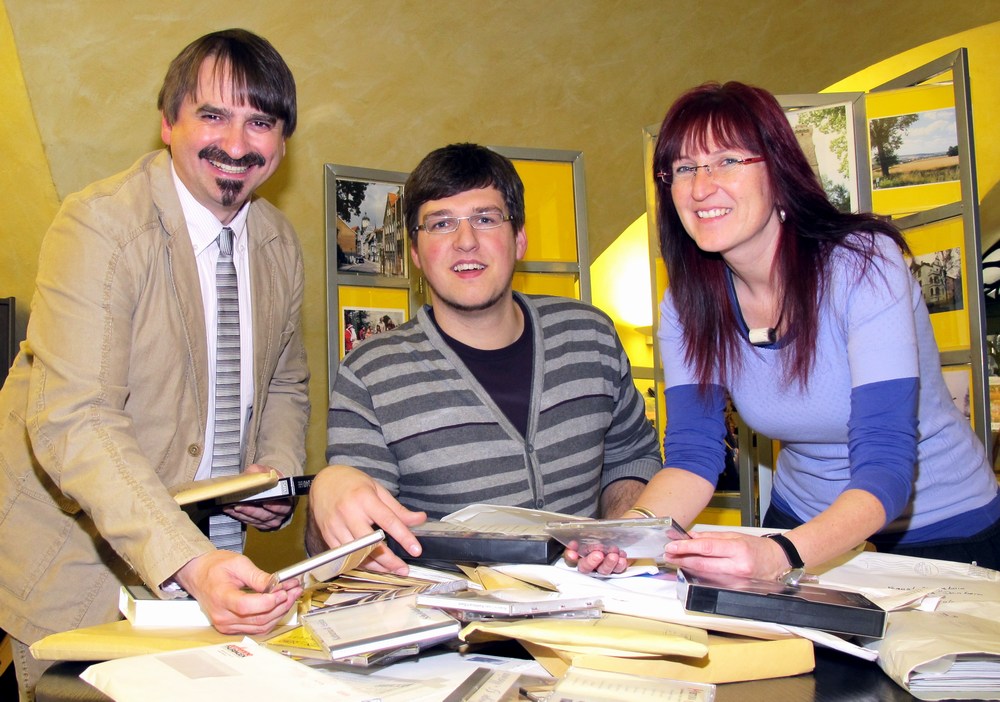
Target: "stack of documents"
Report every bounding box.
[814,549,1000,699]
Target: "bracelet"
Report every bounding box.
[624,506,656,519]
[763,532,805,568]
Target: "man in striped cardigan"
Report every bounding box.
[308,144,661,573]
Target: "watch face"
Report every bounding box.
[778,568,806,587]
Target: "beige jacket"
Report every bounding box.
[0,150,310,644]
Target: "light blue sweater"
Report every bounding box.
[659,234,999,544]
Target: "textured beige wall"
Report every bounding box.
[4,0,1000,565]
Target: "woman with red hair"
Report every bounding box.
[580,81,1000,581]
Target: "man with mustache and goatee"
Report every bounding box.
[0,29,309,700]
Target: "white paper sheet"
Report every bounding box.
[80,639,369,701]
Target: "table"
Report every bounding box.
[35,646,924,702]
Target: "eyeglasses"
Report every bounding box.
[656,156,766,185]
[414,211,512,235]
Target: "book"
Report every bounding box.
[301,593,460,660]
[214,474,315,506]
[678,570,886,638]
[119,585,212,627]
[119,585,298,628]
[416,588,602,617]
[169,471,278,506]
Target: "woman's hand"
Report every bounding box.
[663,531,791,580]
[563,540,630,576]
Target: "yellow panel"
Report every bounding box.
[337,286,411,359]
[903,217,969,352]
[512,160,578,263]
[695,507,742,527]
[512,271,579,299]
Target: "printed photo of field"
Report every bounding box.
[870,107,959,190]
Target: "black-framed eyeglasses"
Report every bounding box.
[414,211,512,235]
[656,156,766,185]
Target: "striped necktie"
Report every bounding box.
[209,226,244,552]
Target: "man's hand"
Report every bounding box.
[222,464,293,531]
[173,550,302,635]
[306,464,426,574]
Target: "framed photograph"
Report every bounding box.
[869,107,959,192]
[342,306,406,357]
[909,246,964,314]
[783,101,859,213]
[326,165,407,278]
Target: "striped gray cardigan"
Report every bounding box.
[326,292,661,519]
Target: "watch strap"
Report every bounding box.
[764,532,804,569]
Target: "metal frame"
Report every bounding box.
[323,163,416,398]
[870,49,989,449]
[777,92,870,214]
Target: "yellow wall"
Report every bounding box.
[0,2,58,338]
[4,1,1000,564]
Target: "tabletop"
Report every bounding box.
[35,645,924,702]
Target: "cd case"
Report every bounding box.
[678,570,887,638]
[416,588,602,616]
[543,516,690,559]
[301,593,460,661]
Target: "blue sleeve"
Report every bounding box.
[663,384,727,484]
[846,378,918,521]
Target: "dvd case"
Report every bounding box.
[678,570,887,638]
[388,523,563,566]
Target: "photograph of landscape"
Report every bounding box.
[870,107,959,191]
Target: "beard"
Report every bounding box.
[217,179,244,207]
[425,271,514,313]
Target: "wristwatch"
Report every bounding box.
[764,532,806,586]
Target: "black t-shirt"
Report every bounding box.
[428,300,533,437]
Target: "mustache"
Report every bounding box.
[198,146,265,169]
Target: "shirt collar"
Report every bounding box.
[171,161,251,255]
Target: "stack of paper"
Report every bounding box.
[868,610,1000,700]
[815,549,1000,699]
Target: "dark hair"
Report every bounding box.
[158,29,296,137]
[653,81,907,387]
[403,143,525,242]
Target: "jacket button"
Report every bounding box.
[187,444,201,457]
